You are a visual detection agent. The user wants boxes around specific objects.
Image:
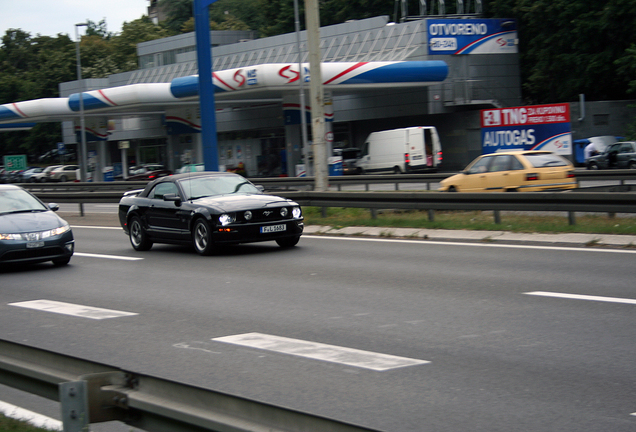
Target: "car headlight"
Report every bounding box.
[292,206,302,219]
[219,213,236,226]
[0,223,70,241]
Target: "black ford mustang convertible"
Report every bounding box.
[118,172,303,255]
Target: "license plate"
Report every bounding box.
[27,241,45,248]
[261,224,286,233]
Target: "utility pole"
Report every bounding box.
[304,0,328,191]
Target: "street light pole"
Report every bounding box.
[75,23,88,182]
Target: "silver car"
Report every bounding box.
[0,184,74,266]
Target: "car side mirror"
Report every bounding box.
[48,203,59,212]
[255,185,265,193]
[163,193,182,206]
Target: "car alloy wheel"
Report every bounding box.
[193,218,215,255]
[129,216,152,251]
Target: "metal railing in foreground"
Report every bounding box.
[0,338,380,432]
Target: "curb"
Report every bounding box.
[59,213,636,248]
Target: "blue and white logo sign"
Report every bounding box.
[428,19,517,55]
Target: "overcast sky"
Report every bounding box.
[0,0,150,40]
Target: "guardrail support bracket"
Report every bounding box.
[60,371,130,431]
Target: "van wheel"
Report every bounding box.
[629,161,636,169]
[393,166,402,174]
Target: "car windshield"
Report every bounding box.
[0,188,48,214]
[179,175,260,200]
[523,153,569,168]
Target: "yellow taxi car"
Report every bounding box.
[439,151,577,192]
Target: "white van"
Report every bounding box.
[356,127,442,174]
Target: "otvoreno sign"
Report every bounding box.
[480,103,571,156]
[428,19,518,55]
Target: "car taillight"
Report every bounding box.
[437,151,443,163]
[567,172,576,178]
[526,173,539,181]
[404,153,410,164]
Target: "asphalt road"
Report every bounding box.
[1,222,636,432]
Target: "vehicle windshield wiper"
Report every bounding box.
[232,182,251,193]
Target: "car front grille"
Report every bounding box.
[1,246,67,262]
[236,207,293,223]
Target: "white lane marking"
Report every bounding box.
[74,252,143,261]
[213,332,429,371]
[8,300,138,320]
[70,225,121,230]
[0,400,62,430]
[525,291,636,305]
[307,235,636,254]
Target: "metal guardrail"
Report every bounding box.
[0,338,380,432]
[18,170,636,224]
[18,169,636,193]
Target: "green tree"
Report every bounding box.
[484,0,636,104]
[159,0,195,33]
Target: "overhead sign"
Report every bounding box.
[481,103,571,155]
[428,18,517,55]
[3,155,27,171]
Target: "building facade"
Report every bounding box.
[55,15,521,179]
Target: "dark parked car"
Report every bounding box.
[118,172,304,255]
[126,165,173,181]
[334,147,361,175]
[586,141,636,170]
[0,184,74,266]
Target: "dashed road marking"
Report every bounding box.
[74,252,143,261]
[524,291,636,305]
[8,300,138,319]
[213,332,429,371]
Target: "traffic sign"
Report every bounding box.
[3,155,27,171]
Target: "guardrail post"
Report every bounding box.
[428,209,435,221]
[60,380,89,432]
[79,203,85,217]
[568,211,576,225]
[370,208,377,219]
[494,210,501,224]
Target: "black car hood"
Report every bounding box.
[193,193,293,212]
[0,211,67,233]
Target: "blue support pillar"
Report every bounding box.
[194,0,220,172]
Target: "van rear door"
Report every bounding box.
[406,128,426,171]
